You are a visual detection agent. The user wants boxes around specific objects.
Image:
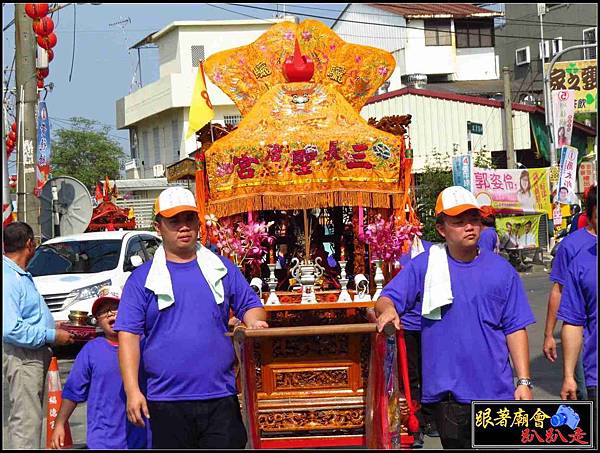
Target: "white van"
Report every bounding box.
[28,231,161,322]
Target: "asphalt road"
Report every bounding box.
[3,264,568,449]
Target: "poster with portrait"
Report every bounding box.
[556,146,579,204]
[472,167,551,215]
[551,90,575,148]
[496,214,543,249]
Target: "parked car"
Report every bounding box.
[28,230,161,322]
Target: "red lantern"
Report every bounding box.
[9,176,17,189]
[8,130,16,142]
[33,16,54,36]
[46,48,54,62]
[37,68,49,78]
[25,3,49,20]
[37,32,57,50]
[11,123,17,132]
[6,138,14,148]
[37,79,45,89]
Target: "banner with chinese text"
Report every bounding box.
[34,101,51,197]
[556,146,579,204]
[496,214,543,248]
[452,155,473,190]
[472,167,551,215]
[546,60,598,113]
[551,90,575,147]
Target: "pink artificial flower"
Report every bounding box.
[302,31,312,41]
[329,43,337,51]
[213,72,223,83]
[377,66,389,76]
[284,31,294,41]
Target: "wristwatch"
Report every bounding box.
[516,378,534,389]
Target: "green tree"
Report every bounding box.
[414,148,495,242]
[51,117,125,191]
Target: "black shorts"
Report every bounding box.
[148,395,248,449]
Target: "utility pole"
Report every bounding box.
[503,67,516,169]
[15,3,40,238]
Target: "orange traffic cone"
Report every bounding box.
[46,357,73,449]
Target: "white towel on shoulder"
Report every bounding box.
[145,244,228,310]
[422,243,453,320]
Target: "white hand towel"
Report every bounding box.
[145,244,228,310]
[422,243,453,320]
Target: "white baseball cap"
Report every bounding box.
[153,187,198,218]
[92,285,121,317]
[435,186,482,216]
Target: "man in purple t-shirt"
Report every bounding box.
[558,190,597,405]
[376,186,535,449]
[544,185,597,397]
[115,187,268,449]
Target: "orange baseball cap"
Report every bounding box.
[153,187,198,218]
[435,186,482,216]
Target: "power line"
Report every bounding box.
[225,3,594,44]
[205,3,269,21]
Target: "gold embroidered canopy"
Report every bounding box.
[203,20,410,218]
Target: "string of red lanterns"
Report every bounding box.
[25,3,56,92]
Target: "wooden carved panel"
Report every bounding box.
[269,309,369,328]
[272,335,349,359]
[254,341,263,392]
[273,368,349,391]
[258,408,364,432]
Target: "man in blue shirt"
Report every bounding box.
[376,187,534,449]
[116,187,268,448]
[3,221,75,448]
[544,185,597,399]
[558,189,597,405]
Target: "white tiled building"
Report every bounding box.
[332,3,502,94]
[115,17,297,179]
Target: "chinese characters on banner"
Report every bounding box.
[472,167,551,215]
[34,101,51,197]
[546,60,598,113]
[452,155,473,190]
[551,90,575,148]
[473,402,593,448]
[556,146,579,204]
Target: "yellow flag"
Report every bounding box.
[186,61,215,139]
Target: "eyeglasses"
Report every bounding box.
[96,308,118,319]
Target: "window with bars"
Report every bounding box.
[552,37,563,56]
[515,46,531,66]
[191,45,205,67]
[171,119,180,163]
[424,19,451,46]
[224,115,242,126]
[153,127,160,165]
[583,28,597,60]
[455,19,494,48]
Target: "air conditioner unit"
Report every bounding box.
[153,164,165,178]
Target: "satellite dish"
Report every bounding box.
[39,176,93,240]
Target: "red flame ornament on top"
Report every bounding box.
[283,38,314,83]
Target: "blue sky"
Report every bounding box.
[2,3,347,172]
